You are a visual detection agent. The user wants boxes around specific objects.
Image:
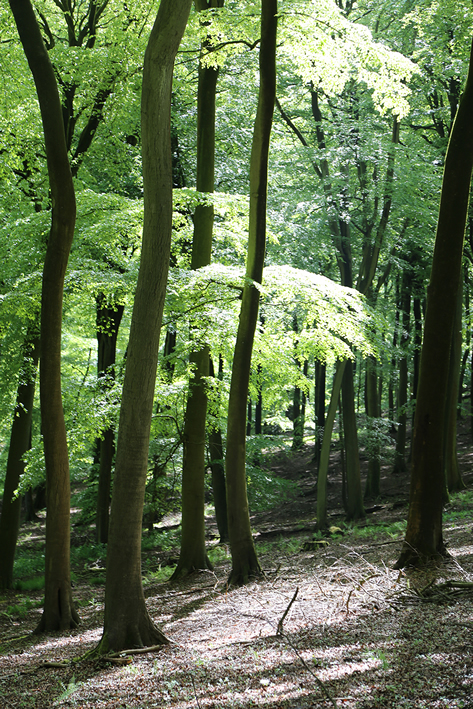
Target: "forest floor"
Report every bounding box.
[1,426,473,709]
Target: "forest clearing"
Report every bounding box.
[1,430,473,709]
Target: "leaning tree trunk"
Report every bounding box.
[98,0,191,653]
[172,0,223,580]
[0,334,39,589]
[225,0,277,585]
[9,0,79,632]
[395,38,473,568]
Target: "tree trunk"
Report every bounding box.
[9,0,79,632]
[364,355,380,499]
[209,356,228,543]
[0,334,39,589]
[393,271,411,474]
[313,361,326,468]
[96,296,124,544]
[98,0,191,652]
[342,363,365,520]
[225,0,277,585]
[172,0,223,579]
[396,38,473,568]
[444,279,465,492]
[316,361,346,530]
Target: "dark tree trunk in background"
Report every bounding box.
[393,270,411,474]
[396,39,473,568]
[225,0,277,585]
[95,296,125,544]
[9,0,79,632]
[98,0,191,652]
[313,361,326,468]
[208,355,228,543]
[0,335,39,589]
[364,355,380,499]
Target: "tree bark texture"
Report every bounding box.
[99,0,191,652]
[9,0,79,632]
[396,39,473,568]
[444,280,465,492]
[0,335,39,589]
[225,0,277,585]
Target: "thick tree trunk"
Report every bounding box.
[9,0,79,632]
[396,39,473,568]
[98,0,191,652]
[225,0,277,585]
[172,0,223,579]
[0,335,39,589]
[444,280,465,492]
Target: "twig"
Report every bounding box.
[276,632,338,709]
[277,587,298,635]
[189,673,202,709]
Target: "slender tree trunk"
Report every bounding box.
[98,0,191,652]
[364,355,380,499]
[342,363,365,520]
[9,0,79,632]
[225,0,277,585]
[208,355,228,543]
[0,334,39,589]
[396,39,473,568]
[96,296,124,544]
[393,271,411,474]
[172,0,223,579]
[316,361,346,530]
[313,361,326,468]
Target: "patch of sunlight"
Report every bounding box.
[447,544,473,557]
[36,628,102,652]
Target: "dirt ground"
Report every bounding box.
[1,428,473,709]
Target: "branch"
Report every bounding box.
[275,97,322,179]
[276,586,298,635]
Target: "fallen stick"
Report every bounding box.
[277,587,298,635]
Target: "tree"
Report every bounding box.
[0,333,39,589]
[225,0,277,585]
[172,0,224,580]
[395,38,473,568]
[8,0,80,632]
[98,0,192,652]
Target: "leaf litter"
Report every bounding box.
[1,438,473,708]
